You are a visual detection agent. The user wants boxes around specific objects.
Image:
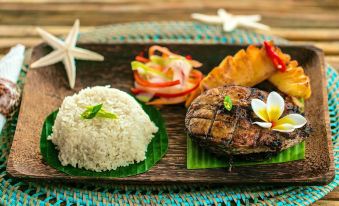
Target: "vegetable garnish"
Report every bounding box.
[131,61,170,80]
[224,95,232,111]
[135,55,149,63]
[133,71,180,88]
[81,104,102,119]
[264,41,287,72]
[132,79,200,98]
[130,45,203,105]
[251,91,307,132]
[81,104,117,120]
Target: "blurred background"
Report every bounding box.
[0,0,338,73]
[0,0,338,70]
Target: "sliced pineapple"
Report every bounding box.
[186,45,279,107]
[269,60,311,99]
[186,41,312,107]
[201,45,282,89]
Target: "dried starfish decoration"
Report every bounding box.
[191,9,270,32]
[251,91,307,133]
[31,19,104,89]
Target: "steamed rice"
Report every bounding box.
[47,86,158,172]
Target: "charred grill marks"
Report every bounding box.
[205,105,218,140]
[185,85,310,158]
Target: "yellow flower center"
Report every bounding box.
[267,106,281,122]
[271,121,277,128]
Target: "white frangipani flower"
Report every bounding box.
[191,9,270,32]
[251,91,307,133]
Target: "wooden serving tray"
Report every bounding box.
[7,43,334,185]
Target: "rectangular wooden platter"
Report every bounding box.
[7,43,334,185]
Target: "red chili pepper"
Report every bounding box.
[263,41,286,72]
[185,55,192,60]
[133,71,180,88]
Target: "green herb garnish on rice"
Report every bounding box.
[40,86,168,177]
[81,103,117,120]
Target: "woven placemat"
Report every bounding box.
[1,21,338,205]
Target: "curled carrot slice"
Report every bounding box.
[135,56,149,63]
[149,45,174,57]
[131,70,203,98]
[133,71,181,88]
[131,45,203,105]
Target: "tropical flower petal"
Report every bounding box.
[272,123,295,133]
[276,114,307,128]
[266,91,284,122]
[253,122,272,128]
[251,99,269,122]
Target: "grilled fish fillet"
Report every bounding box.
[185,86,310,157]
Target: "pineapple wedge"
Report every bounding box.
[186,45,279,107]
[186,41,312,107]
[269,60,311,99]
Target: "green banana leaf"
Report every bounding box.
[187,136,305,169]
[40,102,168,177]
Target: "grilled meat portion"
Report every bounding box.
[185,86,310,157]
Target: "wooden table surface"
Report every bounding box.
[0,0,338,205]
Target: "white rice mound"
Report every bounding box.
[47,86,158,172]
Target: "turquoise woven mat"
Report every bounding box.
[0,21,338,205]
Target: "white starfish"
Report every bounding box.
[191,9,270,32]
[31,19,104,89]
